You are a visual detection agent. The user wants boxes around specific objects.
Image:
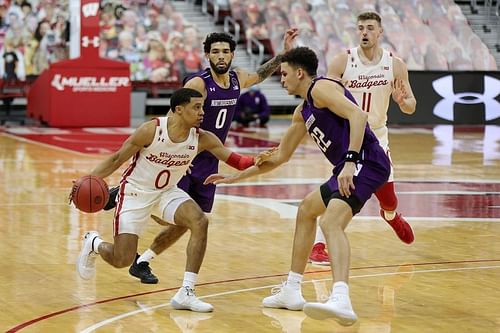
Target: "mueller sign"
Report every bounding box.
[51,74,130,92]
[432,75,500,121]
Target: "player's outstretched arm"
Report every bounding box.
[236,28,298,88]
[90,120,156,179]
[392,57,416,115]
[204,105,307,185]
[197,130,255,170]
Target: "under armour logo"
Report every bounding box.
[82,36,100,48]
[82,2,99,17]
[432,75,500,121]
[209,87,215,92]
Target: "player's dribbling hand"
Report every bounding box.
[68,180,77,204]
[283,28,298,52]
[204,174,235,185]
[255,146,278,166]
[337,163,356,197]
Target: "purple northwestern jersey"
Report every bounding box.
[178,68,241,212]
[302,77,379,166]
[302,77,390,204]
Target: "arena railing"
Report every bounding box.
[246,37,264,70]
[224,15,241,44]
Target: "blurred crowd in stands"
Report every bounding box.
[231,0,497,73]
[0,0,70,81]
[0,0,496,85]
[99,0,203,82]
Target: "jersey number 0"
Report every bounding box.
[215,108,227,129]
[155,170,171,189]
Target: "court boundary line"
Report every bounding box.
[5,259,500,332]
[79,264,500,333]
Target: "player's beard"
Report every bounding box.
[210,59,232,75]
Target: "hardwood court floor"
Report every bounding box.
[0,123,499,333]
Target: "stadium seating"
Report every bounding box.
[226,0,497,73]
[0,0,496,94]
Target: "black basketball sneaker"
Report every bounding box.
[103,186,119,211]
[129,254,159,284]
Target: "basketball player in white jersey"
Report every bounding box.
[75,88,261,313]
[325,11,416,247]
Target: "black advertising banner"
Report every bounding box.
[388,71,500,125]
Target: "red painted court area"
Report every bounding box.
[217,182,500,219]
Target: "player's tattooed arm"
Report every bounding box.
[236,54,284,87]
[237,28,298,88]
[255,55,284,82]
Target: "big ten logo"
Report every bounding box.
[82,2,99,17]
[432,75,500,121]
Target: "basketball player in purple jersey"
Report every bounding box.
[125,30,298,283]
[205,47,390,325]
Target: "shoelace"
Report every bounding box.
[137,261,152,273]
[270,282,287,295]
[317,248,328,256]
[390,216,406,234]
[184,286,196,297]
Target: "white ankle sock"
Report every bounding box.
[315,220,326,244]
[286,271,303,290]
[182,272,198,289]
[383,210,396,221]
[332,281,349,295]
[137,249,157,264]
[92,237,103,254]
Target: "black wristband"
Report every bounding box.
[344,150,359,163]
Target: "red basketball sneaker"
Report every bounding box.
[380,210,414,244]
[308,243,330,265]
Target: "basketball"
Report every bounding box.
[71,175,110,213]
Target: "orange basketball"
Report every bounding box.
[71,175,109,213]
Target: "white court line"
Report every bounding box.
[79,264,500,333]
[52,135,122,145]
[217,178,500,186]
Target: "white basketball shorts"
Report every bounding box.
[113,182,190,236]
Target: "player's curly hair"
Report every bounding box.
[357,12,382,25]
[203,32,237,53]
[170,88,203,112]
[281,47,318,77]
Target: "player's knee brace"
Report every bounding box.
[375,182,398,211]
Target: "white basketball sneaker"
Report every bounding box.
[76,231,100,280]
[303,293,357,326]
[171,287,214,313]
[262,283,306,311]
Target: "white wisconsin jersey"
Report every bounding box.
[342,47,394,129]
[121,117,199,191]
